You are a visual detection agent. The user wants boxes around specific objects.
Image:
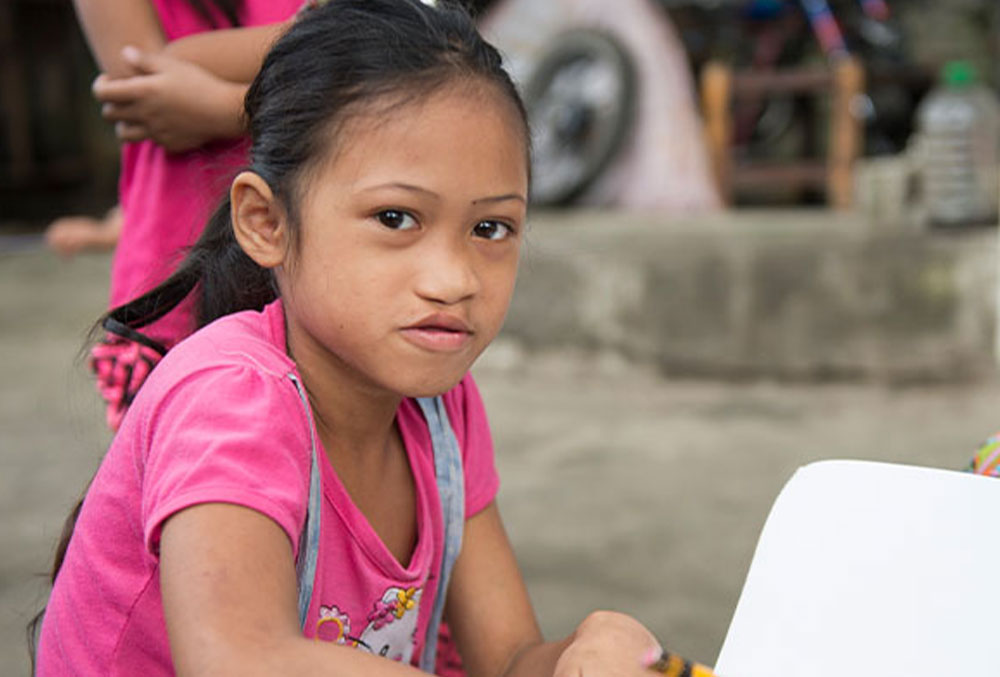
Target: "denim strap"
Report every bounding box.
[289,383,465,670]
[416,396,465,673]
[288,373,323,630]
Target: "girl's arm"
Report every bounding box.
[73,0,288,83]
[160,502,431,676]
[74,0,289,150]
[162,23,291,84]
[445,503,661,677]
[93,49,248,151]
[71,0,165,78]
[160,501,660,676]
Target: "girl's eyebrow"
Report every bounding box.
[361,182,526,205]
[472,193,526,205]
[362,182,439,198]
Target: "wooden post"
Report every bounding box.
[701,61,733,205]
[0,0,34,184]
[827,56,865,210]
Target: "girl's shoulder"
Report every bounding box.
[118,305,313,478]
[134,302,298,414]
[173,302,290,365]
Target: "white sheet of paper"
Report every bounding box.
[714,460,1000,677]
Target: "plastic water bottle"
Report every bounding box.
[915,61,1000,227]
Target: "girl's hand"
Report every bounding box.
[93,46,247,152]
[554,610,662,677]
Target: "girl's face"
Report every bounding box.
[279,83,528,397]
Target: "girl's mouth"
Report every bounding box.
[400,313,473,352]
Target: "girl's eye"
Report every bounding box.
[472,220,514,241]
[375,210,418,231]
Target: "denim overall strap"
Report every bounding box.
[416,395,465,673]
[287,373,323,631]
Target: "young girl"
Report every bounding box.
[72,0,301,429]
[35,1,665,675]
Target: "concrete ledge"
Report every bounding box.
[502,209,998,382]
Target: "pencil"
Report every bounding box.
[648,650,717,677]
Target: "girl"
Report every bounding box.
[72,0,301,430]
[35,1,664,675]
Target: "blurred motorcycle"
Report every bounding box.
[523,29,637,205]
[520,0,926,205]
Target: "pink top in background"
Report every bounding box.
[37,300,500,675]
[111,0,301,345]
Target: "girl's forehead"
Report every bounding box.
[316,83,529,183]
[338,81,526,152]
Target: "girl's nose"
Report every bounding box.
[413,239,480,305]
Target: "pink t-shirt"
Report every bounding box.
[37,300,500,675]
[111,0,301,346]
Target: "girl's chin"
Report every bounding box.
[388,363,473,399]
[387,344,488,398]
[397,375,467,399]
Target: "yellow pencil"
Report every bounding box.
[648,650,717,677]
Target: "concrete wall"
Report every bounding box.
[504,210,998,382]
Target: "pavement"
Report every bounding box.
[3,234,1000,674]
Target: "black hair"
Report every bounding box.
[104,0,529,353]
[28,4,528,663]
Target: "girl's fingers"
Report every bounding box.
[101,102,140,123]
[644,649,718,677]
[92,73,148,104]
[121,44,164,76]
[641,646,664,667]
[115,121,150,143]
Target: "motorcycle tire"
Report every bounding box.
[523,29,637,206]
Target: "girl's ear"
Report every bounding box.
[231,171,288,269]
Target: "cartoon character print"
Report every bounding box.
[358,586,422,662]
[315,605,353,645]
[314,586,423,664]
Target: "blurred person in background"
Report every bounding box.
[71,0,302,430]
[45,204,122,258]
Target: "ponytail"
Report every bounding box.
[100,196,277,351]
[191,197,279,328]
[28,197,277,670]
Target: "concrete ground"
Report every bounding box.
[3,238,999,674]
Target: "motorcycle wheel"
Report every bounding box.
[524,29,637,206]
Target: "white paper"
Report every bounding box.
[715,460,1000,677]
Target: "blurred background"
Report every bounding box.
[4,0,1000,674]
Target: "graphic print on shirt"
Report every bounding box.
[315,586,423,663]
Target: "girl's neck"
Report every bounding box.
[285,313,418,567]
[286,323,402,464]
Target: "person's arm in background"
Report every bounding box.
[73,0,291,151]
[162,22,291,83]
[71,0,165,77]
[93,48,250,150]
[73,0,289,82]
[96,22,293,149]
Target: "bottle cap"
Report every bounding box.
[942,60,976,87]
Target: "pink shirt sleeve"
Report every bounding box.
[443,374,501,517]
[140,365,313,556]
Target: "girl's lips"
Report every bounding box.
[399,326,473,352]
[400,313,474,352]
